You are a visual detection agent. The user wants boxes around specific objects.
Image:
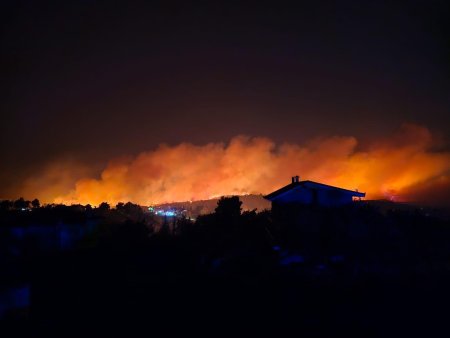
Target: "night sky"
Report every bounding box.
[1,0,449,202]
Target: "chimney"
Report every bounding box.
[292,175,300,183]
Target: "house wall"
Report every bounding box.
[272,186,355,207]
[274,186,314,204]
[316,189,354,206]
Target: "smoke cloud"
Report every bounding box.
[18,124,450,206]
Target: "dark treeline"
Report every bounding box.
[1,197,450,337]
[0,199,148,223]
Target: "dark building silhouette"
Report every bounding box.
[265,176,365,207]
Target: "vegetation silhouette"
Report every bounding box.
[0,197,450,337]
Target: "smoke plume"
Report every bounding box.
[18,124,450,206]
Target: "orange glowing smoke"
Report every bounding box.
[19,124,450,206]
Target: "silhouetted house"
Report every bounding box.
[264,176,365,207]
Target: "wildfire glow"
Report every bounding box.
[18,124,450,206]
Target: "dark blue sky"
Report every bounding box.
[1,0,449,194]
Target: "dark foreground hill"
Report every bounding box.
[1,198,450,337]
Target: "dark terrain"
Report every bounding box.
[1,197,450,337]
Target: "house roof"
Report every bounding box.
[264,180,366,200]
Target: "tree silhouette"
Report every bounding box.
[0,200,13,210]
[13,197,30,210]
[123,202,144,221]
[31,198,40,209]
[115,202,144,221]
[215,196,242,219]
[98,202,110,211]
